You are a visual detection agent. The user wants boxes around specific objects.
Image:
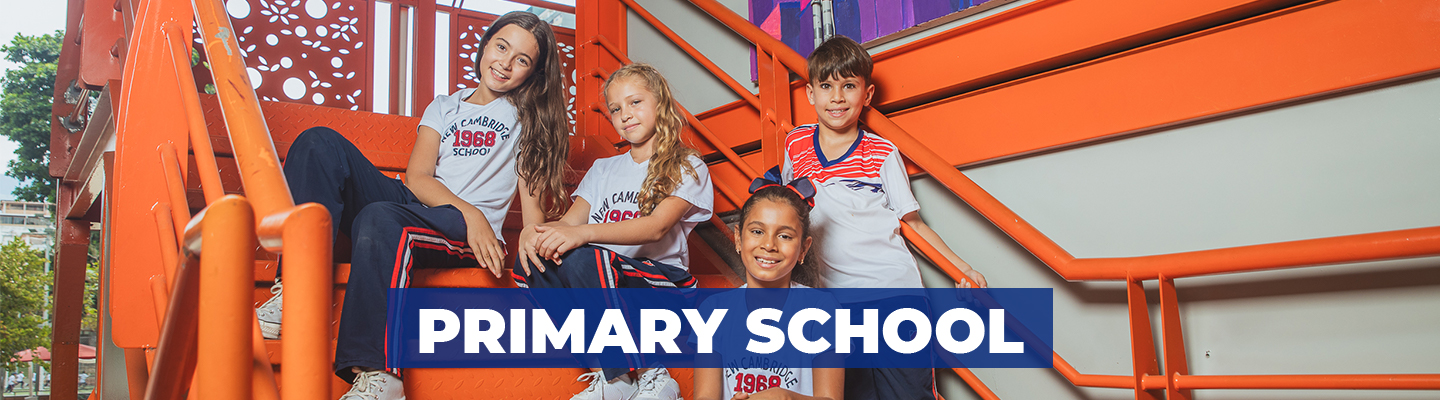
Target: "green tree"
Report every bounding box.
[0,31,63,203]
[0,237,52,371]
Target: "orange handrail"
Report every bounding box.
[681,0,1440,282]
[675,0,1440,395]
[612,0,761,111]
[192,0,295,239]
[583,49,762,181]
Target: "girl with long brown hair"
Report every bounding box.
[512,63,714,400]
[260,11,569,398]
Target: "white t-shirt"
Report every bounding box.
[697,282,837,399]
[418,88,521,241]
[782,125,924,291]
[571,153,714,268]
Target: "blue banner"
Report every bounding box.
[386,288,1052,369]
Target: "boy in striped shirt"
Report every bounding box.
[781,35,988,400]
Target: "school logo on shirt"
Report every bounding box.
[440,115,512,157]
[725,357,801,395]
[840,179,883,193]
[590,190,640,223]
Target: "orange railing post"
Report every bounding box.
[194,196,256,400]
[278,203,335,400]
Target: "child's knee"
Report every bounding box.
[349,202,408,246]
[294,126,342,146]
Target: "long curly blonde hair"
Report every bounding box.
[601,64,699,216]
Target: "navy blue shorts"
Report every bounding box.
[842,296,938,400]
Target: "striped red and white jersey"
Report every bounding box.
[781,124,923,291]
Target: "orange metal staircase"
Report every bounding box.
[44,0,1440,399]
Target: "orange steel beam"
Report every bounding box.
[160,144,193,232]
[585,58,761,180]
[50,203,91,400]
[613,0,760,110]
[1157,276,1192,400]
[153,205,181,288]
[109,0,195,347]
[886,0,1440,168]
[1171,374,1440,390]
[193,0,296,242]
[1125,278,1163,400]
[194,196,256,400]
[170,31,226,203]
[866,0,1310,111]
[144,255,200,400]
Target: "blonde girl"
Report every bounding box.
[512,63,714,400]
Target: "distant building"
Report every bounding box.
[0,200,54,252]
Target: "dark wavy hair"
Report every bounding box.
[807,35,873,85]
[601,63,700,216]
[736,185,817,287]
[477,11,570,218]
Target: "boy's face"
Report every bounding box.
[806,74,874,135]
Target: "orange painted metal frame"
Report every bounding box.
[53,0,1440,397]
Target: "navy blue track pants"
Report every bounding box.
[284,127,481,383]
[512,245,698,380]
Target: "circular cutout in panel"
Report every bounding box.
[305,0,328,19]
[247,67,263,89]
[283,77,306,99]
[227,0,251,19]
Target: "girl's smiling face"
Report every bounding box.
[736,198,812,288]
[604,76,660,151]
[474,24,540,101]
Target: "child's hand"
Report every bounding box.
[533,225,589,262]
[956,268,988,288]
[517,224,547,275]
[463,212,507,278]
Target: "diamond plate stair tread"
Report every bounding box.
[199,93,417,171]
[402,367,696,400]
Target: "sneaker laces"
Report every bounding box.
[341,370,389,400]
[636,369,667,395]
[257,279,283,318]
[575,371,605,394]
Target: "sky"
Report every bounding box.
[0,0,68,201]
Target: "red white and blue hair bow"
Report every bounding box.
[748,166,817,206]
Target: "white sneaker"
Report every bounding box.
[256,279,282,339]
[633,368,681,400]
[339,370,406,400]
[571,371,637,400]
